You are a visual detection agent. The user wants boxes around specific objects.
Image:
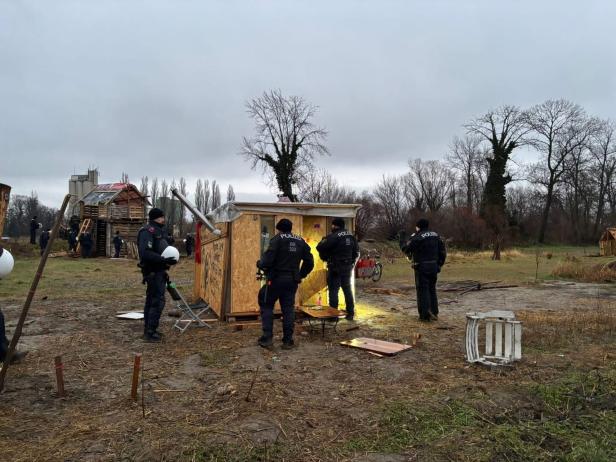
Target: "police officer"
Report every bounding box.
[30,216,39,245]
[0,246,27,364]
[257,219,314,349]
[113,231,123,258]
[317,218,360,321]
[39,228,51,255]
[138,208,177,342]
[400,218,447,321]
[79,231,93,258]
[68,229,77,253]
[184,233,194,257]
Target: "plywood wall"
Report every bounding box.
[230,214,262,314]
[197,222,229,316]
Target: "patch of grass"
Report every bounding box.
[520,305,616,351]
[551,261,616,283]
[187,442,282,462]
[346,400,479,454]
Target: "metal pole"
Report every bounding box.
[170,188,220,235]
[0,194,71,392]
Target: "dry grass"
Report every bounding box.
[551,261,616,283]
[520,303,616,351]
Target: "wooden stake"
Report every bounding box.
[54,356,66,398]
[131,353,142,401]
[245,366,260,402]
[141,355,146,418]
[0,194,71,392]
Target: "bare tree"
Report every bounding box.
[178,177,188,234]
[590,120,616,236]
[373,175,408,239]
[150,178,159,210]
[354,191,377,241]
[167,179,177,231]
[465,105,529,259]
[227,185,236,202]
[121,172,130,184]
[407,159,452,212]
[297,168,355,203]
[194,179,204,213]
[242,90,328,201]
[447,135,487,211]
[140,176,149,198]
[211,180,221,210]
[526,99,587,243]
[202,180,211,214]
[160,179,168,216]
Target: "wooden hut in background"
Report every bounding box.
[599,228,616,256]
[0,183,10,236]
[193,202,361,320]
[79,183,149,257]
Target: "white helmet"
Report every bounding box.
[0,247,15,278]
[161,246,180,263]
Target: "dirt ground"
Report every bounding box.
[0,254,615,462]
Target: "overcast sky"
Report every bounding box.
[1,0,615,206]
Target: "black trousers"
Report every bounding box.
[114,244,121,258]
[30,231,36,245]
[0,309,8,361]
[186,246,193,257]
[327,267,355,316]
[414,269,438,319]
[258,277,298,343]
[144,271,167,333]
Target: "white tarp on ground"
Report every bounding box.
[207,202,361,223]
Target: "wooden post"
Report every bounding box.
[131,353,142,401]
[0,194,71,392]
[54,356,66,398]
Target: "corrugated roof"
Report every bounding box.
[207,201,361,223]
[80,183,147,206]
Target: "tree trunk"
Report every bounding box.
[538,183,555,244]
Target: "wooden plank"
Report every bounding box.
[230,214,262,314]
[300,307,345,319]
[340,337,419,356]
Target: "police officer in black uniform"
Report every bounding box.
[400,218,447,321]
[30,216,39,245]
[317,218,360,321]
[184,233,194,257]
[138,208,177,342]
[257,219,314,349]
[39,228,51,255]
[113,231,123,258]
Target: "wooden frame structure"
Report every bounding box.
[79,183,149,257]
[599,228,616,256]
[193,202,361,319]
[0,183,10,236]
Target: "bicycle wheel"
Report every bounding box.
[371,263,383,282]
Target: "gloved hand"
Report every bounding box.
[164,257,178,265]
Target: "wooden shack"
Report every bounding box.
[0,183,10,236]
[193,202,361,319]
[79,183,149,257]
[599,228,616,256]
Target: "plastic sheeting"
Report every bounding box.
[207,202,361,223]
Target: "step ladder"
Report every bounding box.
[75,218,92,253]
[167,282,214,333]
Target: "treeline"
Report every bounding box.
[3,193,58,237]
[298,99,616,248]
[138,176,235,235]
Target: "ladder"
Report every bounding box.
[75,218,92,253]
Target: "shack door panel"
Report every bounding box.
[299,216,328,306]
[230,214,262,314]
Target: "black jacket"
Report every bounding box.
[258,233,314,281]
[138,221,169,272]
[316,230,359,270]
[113,235,123,248]
[40,231,50,249]
[401,229,446,273]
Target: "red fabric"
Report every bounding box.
[195,222,202,264]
